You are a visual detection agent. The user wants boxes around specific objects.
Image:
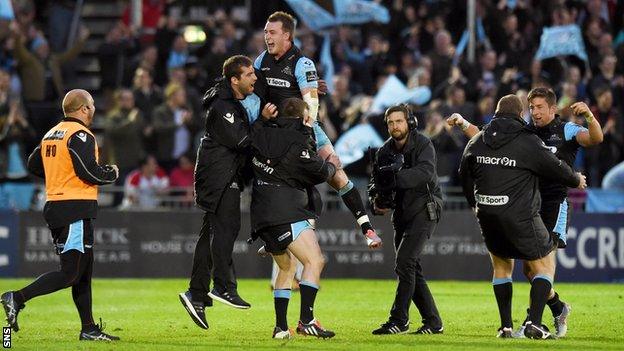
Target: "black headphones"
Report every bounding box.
[384,104,418,130]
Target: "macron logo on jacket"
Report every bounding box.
[476,156,517,167]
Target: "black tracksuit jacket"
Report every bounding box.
[249,118,336,232]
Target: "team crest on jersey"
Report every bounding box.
[43,129,67,140]
[267,78,291,88]
[281,66,292,76]
[305,71,318,82]
[548,134,562,141]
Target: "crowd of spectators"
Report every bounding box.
[0,0,623,210]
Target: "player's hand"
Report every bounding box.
[261,103,278,119]
[365,230,382,249]
[576,172,587,190]
[317,79,328,95]
[446,113,465,127]
[570,102,593,122]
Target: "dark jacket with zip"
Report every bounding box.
[194,79,251,213]
[250,117,335,231]
[371,129,443,224]
[459,113,580,220]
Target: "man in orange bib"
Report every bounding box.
[1,89,120,341]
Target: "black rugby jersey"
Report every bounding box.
[253,45,318,107]
[528,116,587,202]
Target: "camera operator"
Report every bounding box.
[368,104,443,335]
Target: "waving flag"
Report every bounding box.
[370,75,431,114]
[535,25,588,61]
[320,33,335,93]
[284,0,389,31]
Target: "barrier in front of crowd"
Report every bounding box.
[1,210,622,282]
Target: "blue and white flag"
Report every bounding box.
[284,0,336,31]
[0,0,15,20]
[335,124,384,167]
[320,33,335,93]
[284,0,389,31]
[370,75,431,114]
[535,25,588,61]
[334,0,390,25]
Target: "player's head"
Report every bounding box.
[384,105,411,142]
[495,94,523,120]
[280,97,311,125]
[528,87,557,127]
[62,89,95,126]
[223,55,256,97]
[265,11,296,57]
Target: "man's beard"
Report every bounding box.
[391,130,408,141]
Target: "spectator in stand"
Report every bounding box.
[0,69,35,209]
[423,109,463,186]
[122,155,169,210]
[124,45,158,87]
[167,34,189,70]
[586,87,623,186]
[169,153,194,207]
[11,23,89,102]
[151,83,193,171]
[103,88,147,206]
[428,30,453,93]
[98,22,139,110]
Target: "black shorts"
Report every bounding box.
[258,220,314,254]
[477,213,557,260]
[51,219,94,255]
[540,199,570,248]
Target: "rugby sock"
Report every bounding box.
[299,281,319,324]
[528,275,553,326]
[492,278,513,328]
[273,289,291,330]
[547,291,564,317]
[339,181,372,235]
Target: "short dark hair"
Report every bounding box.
[222,55,253,80]
[267,11,296,40]
[528,87,557,107]
[279,97,308,118]
[384,105,410,124]
[495,94,523,117]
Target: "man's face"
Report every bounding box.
[233,65,257,96]
[120,91,134,109]
[387,112,409,141]
[264,21,290,56]
[529,96,556,127]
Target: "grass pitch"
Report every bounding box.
[0,279,622,350]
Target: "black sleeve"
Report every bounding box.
[206,104,250,151]
[525,135,579,188]
[294,146,336,186]
[458,139,476,208]
[27,145,45,178]
[395,136,436,189]
[67,132,117,185]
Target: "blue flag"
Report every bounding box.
[284,0,337,31]
[0,0,14,19]
[334,0,390,25]
[370,75,431,114]
[335,124,384,167]
[320,33,335,93]
[285,0,389,31]
[535,25,588,61]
